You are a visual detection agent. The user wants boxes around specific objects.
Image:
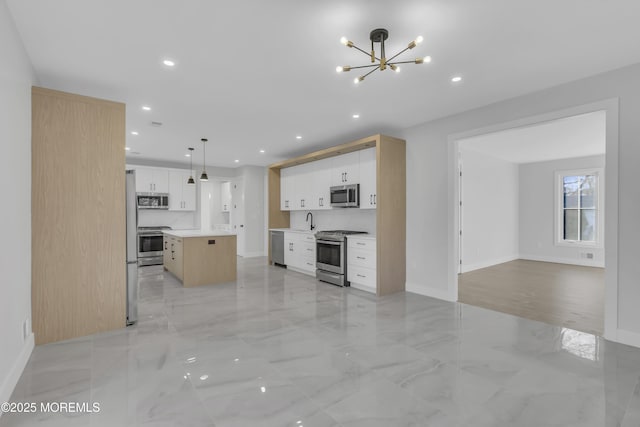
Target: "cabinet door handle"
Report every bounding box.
[374,194,376,205]
[357,256,366,260]
[356,242,365,245]
[370,194,373,205]
[345,172,348,182]
[165,241,168,250]
[357,274,366,278]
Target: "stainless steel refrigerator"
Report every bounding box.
[126,170,138,325]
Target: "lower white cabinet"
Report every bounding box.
[284,231,316,275]
[347,236,376,293]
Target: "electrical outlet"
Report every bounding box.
[23,318,29,341]
[580,252,594,260]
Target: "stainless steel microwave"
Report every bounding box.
[330,184,359,208]
[136,193,169,209]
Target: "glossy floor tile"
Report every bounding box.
[2,257,640,426]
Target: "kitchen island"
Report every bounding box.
[163,230,237,287]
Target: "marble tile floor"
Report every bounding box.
[2,257,640,426]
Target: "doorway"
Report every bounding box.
[450,100,619,338]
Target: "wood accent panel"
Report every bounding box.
[182,236,237,287]
[376,135,406,296]
[459,260,604,336]
[269,135,379,170]
[32,87,126,345]
[267,167,289,262]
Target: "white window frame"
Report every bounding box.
[554,168,604,248]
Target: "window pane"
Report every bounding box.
[581,209,596,241]
[580,175,596,208]
[564,209,579,240]
[563,176,580,208]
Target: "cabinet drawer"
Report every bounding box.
[347,265,376,289]
[348,238,376,252]
[300,241,316,259]
[348,247,376,269]
[300,233,316,243]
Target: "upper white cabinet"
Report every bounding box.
[168,170,196,211]
[135,167,169,193]
[280,167,293,211]
[359,148,376,209]
[279,150,377,211]
[220,181,231,212]
[313,158,332,210]
[331,152,360,186]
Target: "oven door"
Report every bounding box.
[138,233,164,258]
[316,239,344,274]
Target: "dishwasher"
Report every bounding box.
[270,230,285,266]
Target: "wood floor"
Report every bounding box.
[458,259,604,336]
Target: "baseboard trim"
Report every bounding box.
[0,333,34,410]
[406,282,457,302]
[519,254,605,268]
[461,254,520,273]
[241,251,266,258]
[614,328,640,349]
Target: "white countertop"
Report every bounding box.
[269,228,315,234]
[163,229,236,238]
[346,234,376,241]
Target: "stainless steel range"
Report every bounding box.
[316,230,367,287]
[137,226,171,266]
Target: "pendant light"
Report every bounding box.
[200,138,209,181]
[187,147,195,184]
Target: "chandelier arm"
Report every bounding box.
[386,47,411,63]
[351,44,382,62]
[350,64,381,70]
[387,60,419,65]
[361,67,379,79]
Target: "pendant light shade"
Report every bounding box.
[187,147,195,184]
[200,138,208,181]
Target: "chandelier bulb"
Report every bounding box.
[340,36,348,45]
[336,65,352,73]
[354,76,364,84]
[416,35,424,44]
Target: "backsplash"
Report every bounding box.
[290,209,376,234]
[138,209,197,229]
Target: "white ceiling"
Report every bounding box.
[6,1,640,168]
[459,110,606,164]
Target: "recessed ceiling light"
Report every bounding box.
[234,159,239,163]
[125,147,131,151]
[142,106,151,111]
[130,131,139,135]
[163,59,175,67]
[259,149,265,153]
[451,76,463,83]
[185,153,191,157]
[352,114,360,119]
[296,135,302,140]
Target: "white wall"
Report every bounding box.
[240,166,266,257]
[460,149,519,272]
[290,209,376,234]
[402,62,640,346]
[0,0,37,405]
[519,155,605,267]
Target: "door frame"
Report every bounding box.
[447,98,619,340]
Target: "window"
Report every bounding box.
[556,169,603,246]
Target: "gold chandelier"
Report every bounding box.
[336,28,431,84]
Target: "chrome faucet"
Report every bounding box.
[306,212,315,231]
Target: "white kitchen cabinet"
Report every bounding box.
[313,158,332,210]
[135,167,169,193]
[331,152,360,186]
[280,167,293,211]
[290,163,313,210]
[220,181,231,212]
[284,231,316,275]
[168,170,196,211]
[359,148,377,209]
[347,236,376,293]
